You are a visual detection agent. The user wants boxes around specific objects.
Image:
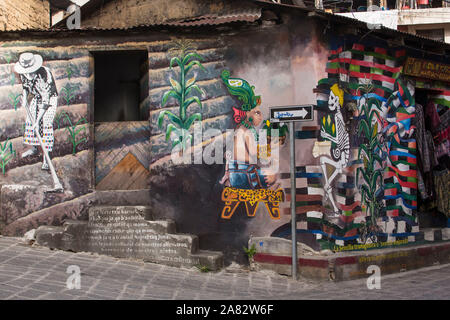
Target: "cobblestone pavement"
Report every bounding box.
[0,236,449,300]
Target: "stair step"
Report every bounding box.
[2,189,152,237]
[35,226,65,249]
[191,250,224,271]
[145,219,176,234]
[34,205,223,270]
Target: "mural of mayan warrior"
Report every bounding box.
[219,70,284,220]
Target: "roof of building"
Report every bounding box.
[2,0,450,57]
[50,0,262,29]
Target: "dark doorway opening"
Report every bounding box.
[93,50,148,122]
[92,50,150,191]
[415,87,448,228]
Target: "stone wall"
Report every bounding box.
[0,0,49,31]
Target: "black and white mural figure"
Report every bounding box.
[313,84,350,213]
[14,52,63,192]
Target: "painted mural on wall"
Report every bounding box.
[0,138,15,175]
[14,52,63,192]
[313,83,350,213]
[354,83,387,243]
[158,39,205,153]
[0,44,92,236]
[290,39,421,250]
[219,70,284,220]
[0,23,444,263]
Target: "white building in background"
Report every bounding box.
[397,7,450,43]
[336,2,450,43]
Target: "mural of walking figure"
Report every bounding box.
[14,52,63,192]
[313,83,350,212]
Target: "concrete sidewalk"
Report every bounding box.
[0,236,449,300]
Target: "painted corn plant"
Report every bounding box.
[61,66,76,106]
[66,65,73,81]
[0,139,16,175]
[61,85,76,106]
[9,92,21,111]
[3,53,12,65]
[56,111,88,155]
[158,39,205,153]
[355,84,386,242]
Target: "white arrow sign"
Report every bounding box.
[274,108,308,120]
[270,105,314,123]
[298,108,308,118]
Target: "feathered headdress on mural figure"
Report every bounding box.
[221,70,261,124]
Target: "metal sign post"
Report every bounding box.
[289,121,297,280]
[270,105,314,280]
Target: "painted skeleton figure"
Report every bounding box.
[314,84,350,212]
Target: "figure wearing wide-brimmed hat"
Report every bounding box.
[15,52,58,171]
[219,70,277,190]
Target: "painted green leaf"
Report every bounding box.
[358,144,370,161]
[172,139,181,148]
[165,123,178,142]
[170,57,182,69]
[67,126,74,136]
[158,110,182,128]
[74,126,87,136]
[358,119,370,138]
[181,132,193,150]
[162,89,181,106]
[183,96,202,109]
[360,184,370,201]
[183,113,202,130]
[373,154,383,167]
[75,138,87,146]
[185,60,206,74]
[182,52,204,65]
[371,170,382,192]
[185,84,204,97]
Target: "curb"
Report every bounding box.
[252,241,450,281]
